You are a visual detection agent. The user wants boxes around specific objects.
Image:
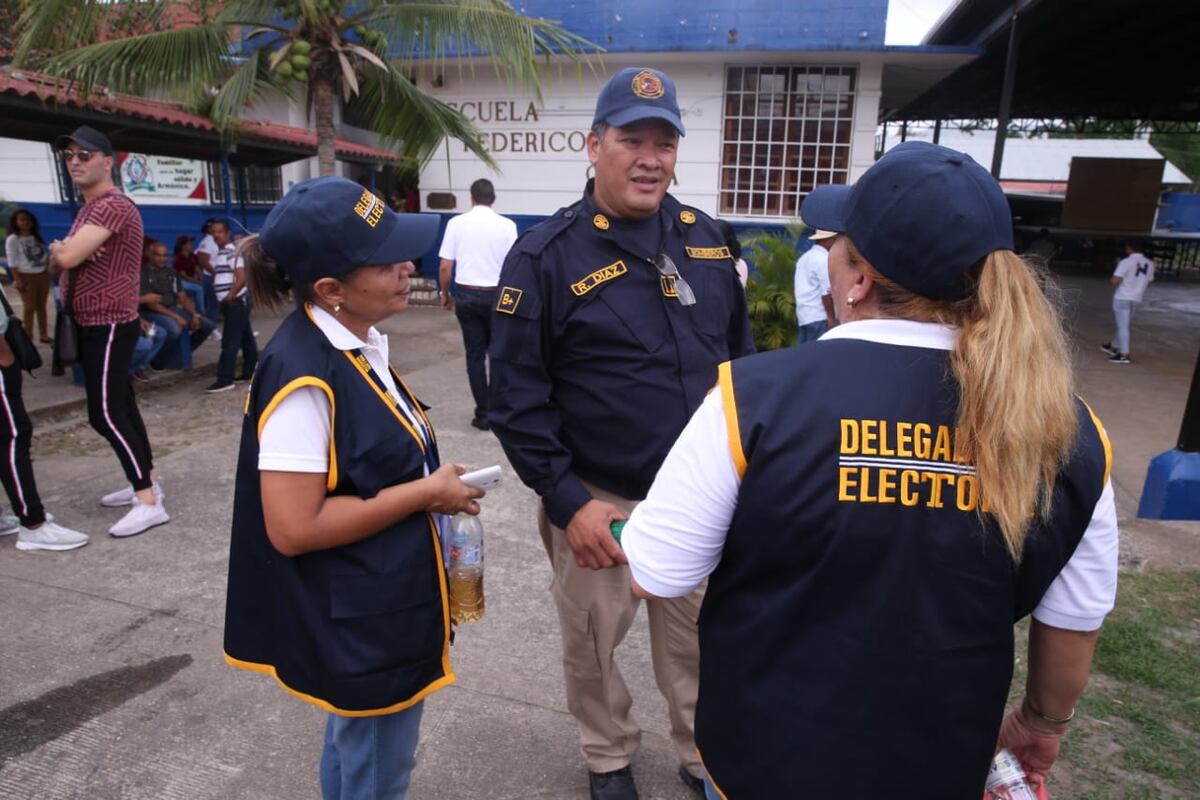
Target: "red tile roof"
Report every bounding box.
[0,68,397,163]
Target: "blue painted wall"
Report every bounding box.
[510,0,888,53]
[15,202,274,251]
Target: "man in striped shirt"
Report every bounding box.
[206,220,257,393]
[48,125,169,538]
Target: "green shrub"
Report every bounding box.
[744,222,809,351]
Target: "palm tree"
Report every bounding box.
[13,0,597,176]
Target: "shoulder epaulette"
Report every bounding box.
[510,202,584,256]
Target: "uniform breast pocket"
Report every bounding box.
[595,289,669,353]
[342,438,426,499]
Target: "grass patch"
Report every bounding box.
[1020,571,1200,798]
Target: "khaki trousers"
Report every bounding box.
[537,483,704,776]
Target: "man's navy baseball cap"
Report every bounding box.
[593,67,685,136]
[259,176,439,285]
[54,125,114,156]
[801,141,1014,301]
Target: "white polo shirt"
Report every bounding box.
[438,204,518,287]
[622,319,1119,632]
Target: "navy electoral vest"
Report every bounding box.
[698,339,1110,798]
[224,306,454,715]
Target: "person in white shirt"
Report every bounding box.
[793,229,837,342]
[437,179,518,429]
[5,209,53,343]
[205,220,256,392]
[1101,241,1154,364]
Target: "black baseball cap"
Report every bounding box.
[54,125,114,156]
[593,67,685,136]
[801,141,1015,301]
[259,176,439,285]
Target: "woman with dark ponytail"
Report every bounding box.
[620,142,1118,799]
[224,177,484,800]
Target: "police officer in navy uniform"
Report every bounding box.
[621,142,1119,798]
[488,68,754,800]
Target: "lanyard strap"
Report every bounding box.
[351,350,439,473]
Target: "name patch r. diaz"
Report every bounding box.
[685,246,732,260]
[571,260,628,296]
[496,286,524,314]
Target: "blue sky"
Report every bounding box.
[885,0,958,44]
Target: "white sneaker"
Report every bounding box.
[16,520,89,551]
[2,511,52,535]
[100,482,165,508]
[211,328,223,341]
[109,497,170,538]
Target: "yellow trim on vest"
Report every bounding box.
[1080,398,1113,487]
[342,351,428,455]
[696,750,731,800]
[224,650,455,717]
[391,366,437,447]
[425,512,455,682]
[257,376,339,493]
[717,361,747,479]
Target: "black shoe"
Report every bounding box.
[1109,353,1131,364]
[678,767,705,798]
[1100,342,1118,356]
[234,373,253,383]
[470,417,490,431]
[589,766,638,800]
[205,380,235,393]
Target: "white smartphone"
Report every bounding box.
[460,465,503,491]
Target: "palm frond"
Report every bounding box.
[13,0,174,67]
[208,49,278,133]
[355,64,495,169]
[30,24,235,99]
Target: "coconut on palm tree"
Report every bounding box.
[13,0,597,175]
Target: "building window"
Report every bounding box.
[719,65,856,218]
[207,164,283,205]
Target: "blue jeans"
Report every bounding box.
[453,287,496,420]
[1112,298,1136,354]
[319,701,425,800]
[796,319,828,343]
[144,307,215,356]
[129,324,167,374]
[180,280,206,316]
[216,295,258,384]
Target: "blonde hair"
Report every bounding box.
[847,242,1078,560]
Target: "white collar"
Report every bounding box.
[818,319,957,351]
[308,304,387,353]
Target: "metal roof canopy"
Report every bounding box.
[898,0,1200,124]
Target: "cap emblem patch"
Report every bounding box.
[632,70,665,100]
[353,189,385,229]
[593,214,610,231]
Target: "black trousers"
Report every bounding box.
[454,287,496,421]
[79,320,155,491]
[0,363,45,527]
[217,296,258,384]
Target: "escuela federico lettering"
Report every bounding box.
[445,100,589,154]
[838,418,990,512]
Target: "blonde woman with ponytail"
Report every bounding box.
[618,142,1118,800]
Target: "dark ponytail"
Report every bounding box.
[237,234,314,312]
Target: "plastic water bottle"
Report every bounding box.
[985,749,1039,800]
[447,513,485,624]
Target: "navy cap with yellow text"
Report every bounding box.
[259,176,439,285]
[593,67,685,136]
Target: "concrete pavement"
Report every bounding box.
[0,271,1197,799]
